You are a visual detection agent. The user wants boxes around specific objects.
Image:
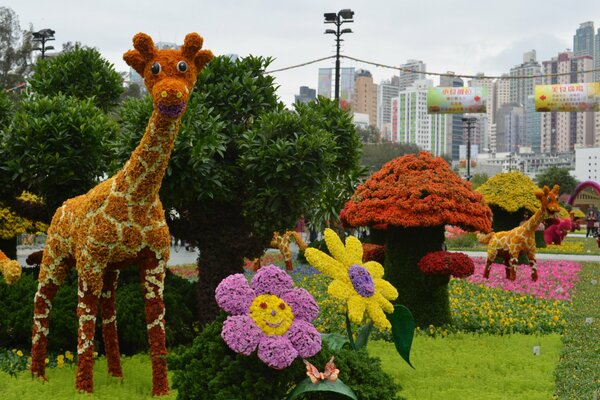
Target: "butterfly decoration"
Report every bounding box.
[303,356,340,384]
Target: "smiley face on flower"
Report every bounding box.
[305,228,398,330]
[215,265,321,369]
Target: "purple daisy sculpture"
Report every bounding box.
[215,264,321,369]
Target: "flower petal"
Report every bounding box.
[251,264,293,296]
[221,315,261,355]
[286,319,321,358]
[346,294,367,326]
[257,335,298,370]
[215,274,255,315]
[324,228,352,267]
[281,288,319,322]
[372,291,394,314]
[363,261,385,279]
[345,235,364,264]
[366,300,391,330]
[374,278,399,301]
[328,279,354,301]
[305,248,347,281]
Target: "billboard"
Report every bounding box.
[535,83,600,112]
[427,87,487,114]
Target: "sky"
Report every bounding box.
[4,0,600,106]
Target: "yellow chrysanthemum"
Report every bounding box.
[305,228,398,330]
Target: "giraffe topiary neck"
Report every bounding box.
[115,111,182,204]
[524,208,545,232]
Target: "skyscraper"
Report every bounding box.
[398,60,426,91]
[496,76,510,111]
[391,79,448,156]
[573,21,595,57]
[318,67,355,105]
[596,27,600,82]
[294,86,316,104]
[377,76,400,140]
[468,73,495,151]
[509,50,542,107]
[353,69,378,127]
[540,51,595,153]
[439,72,464,159]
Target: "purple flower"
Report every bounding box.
[348,264,375,297]
[215,264,321,369]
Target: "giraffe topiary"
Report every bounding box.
[0,249,21,285]
[248,231,308,271]
[478,185,561,282]
[29,32,213,395]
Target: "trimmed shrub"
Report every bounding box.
[169,315,402,400]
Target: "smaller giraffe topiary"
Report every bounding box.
[478,185,561,281]
[0,249,21,285]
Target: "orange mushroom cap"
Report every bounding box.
[340,152,492,232]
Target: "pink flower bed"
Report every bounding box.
[468,258,581,301]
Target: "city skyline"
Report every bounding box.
[3,0,599,106]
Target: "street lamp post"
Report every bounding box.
[32,29,56,59]
[462,117,477,181]
[324,9,354,103]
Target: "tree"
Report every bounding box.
[28,44,123,111]
[0,89,14,129]
[355,124,381,144]
[360,142,421,175]
[470,172,489,190]
[0,7,33,90]
[114,56,363,325]
[536,166,578,196]
[1,94,118,215]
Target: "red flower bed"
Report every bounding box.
[418,251,474,278]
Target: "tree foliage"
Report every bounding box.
[361,142,420,175]
[535,166,578,196]
[0,90,14,129]
[470,172,489,190]
[1,94,118,214]
[28,44,123,111]
[356,124,381,144]
[0,7,33,90]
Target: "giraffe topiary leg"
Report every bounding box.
[100,268,122,377]
[76,274,101,393]
[140,252,169,396]
[527,251,538,281]
[31,280,59,380]
[508,257,518,281]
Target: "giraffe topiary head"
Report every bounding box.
[123,32,213,119]
[535,184,561,218]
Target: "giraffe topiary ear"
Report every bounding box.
[194,49,214,73]
[551,184,560,194]
[123,33,156,75]
[535,190,544,201]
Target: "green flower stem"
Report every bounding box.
[345,313,357,350]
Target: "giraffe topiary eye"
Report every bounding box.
[177,61,188,73]
[151,62,161,75]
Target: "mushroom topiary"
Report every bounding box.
[340,152,492,326]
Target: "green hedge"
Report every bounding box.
[0,267,197,355]
[169,314,403,400]
[554,262,600,399]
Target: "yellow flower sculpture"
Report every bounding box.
[305,228,398,330]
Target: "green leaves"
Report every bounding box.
[286,377,358,400]
[387,304,416,368]
[321,333,349,352]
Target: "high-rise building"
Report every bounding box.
[524,95,541,153]
[496,103,524,154]
[398,60,426,91]
[317,67,355,106]
[353,69,378,127]
[509,50,542,107]
[391,79,448,156]
[468,73,495,151]
[439,72,464,159]
[496,76,510,111]
[573,21,595,57]
[595,27,600,82]
[294,86,316,104]
[540,51,595,153]
[376,76,400,140]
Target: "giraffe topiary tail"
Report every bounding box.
[477,232,494,244]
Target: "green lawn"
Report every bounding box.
[0,355,177,400]
[369,333,563,400]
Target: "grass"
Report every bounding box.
[553,262,600,399]
[0,355,177,399]
[369,333,563,400]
